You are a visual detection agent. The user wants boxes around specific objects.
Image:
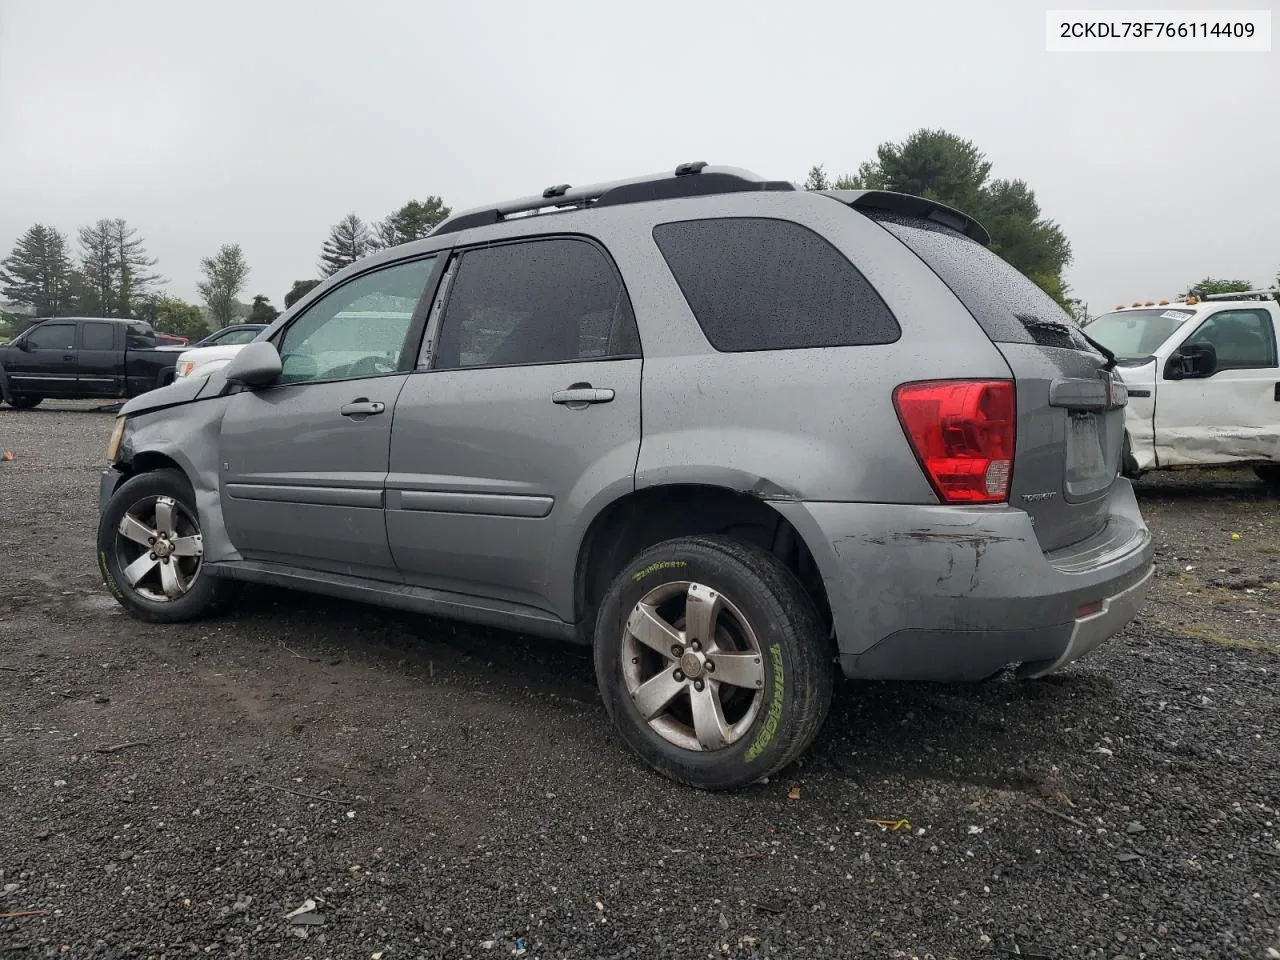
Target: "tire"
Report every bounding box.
[97,468,236,623]
[6,395,42,410]
[593,535,833,791]
[1256,464,1280,490]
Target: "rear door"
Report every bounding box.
[871,213,1123,551]
[77,320,122,397]
[386,236,643,618]
[8,321,79,397]
[1155,306,1280,466]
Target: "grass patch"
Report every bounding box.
[1176,623,1280,654]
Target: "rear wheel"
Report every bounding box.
[97,469,236,622]
[6,395,42,410]
[594,535,833,790]
[1256,464,1280,491]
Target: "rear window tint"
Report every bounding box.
[652,217,900,352]
[869,211,1090,350]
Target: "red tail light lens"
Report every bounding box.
[893,380,1016,504]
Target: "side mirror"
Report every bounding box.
[1164,342,1217,380]
[222,340,282,387]
[17,338,34,352]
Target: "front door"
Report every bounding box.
[218,255,442,579]
[1156,307,1280,466]
[387,236,644,619]
[8,321,79,397]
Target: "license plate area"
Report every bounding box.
[1065,411,1112,499]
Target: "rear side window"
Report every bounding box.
[653,218,899,352]
[433,238,640,371]
[81,322,115,351]
[870,212,1089,350]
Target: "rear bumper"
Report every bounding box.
[771,478,1155,681]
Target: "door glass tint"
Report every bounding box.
[81,323,114,351]
[652,217,899,352]
[26,324,75,350]
[277,257,436,384]
[433,239,640,370]
[1184,309,1278,370]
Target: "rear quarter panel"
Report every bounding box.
[615,190,1014,503]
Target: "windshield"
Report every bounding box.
[1085,309,1194,360]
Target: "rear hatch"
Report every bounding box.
[865,209,1125,552]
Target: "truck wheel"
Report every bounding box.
[1255,464,1280,491]
[97,468,236,623]
[6,395,42,410]
[593,535,833,791]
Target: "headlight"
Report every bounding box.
[175,360,196,379]
[106,416,126,463]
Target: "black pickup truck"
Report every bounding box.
[0,317,185,410]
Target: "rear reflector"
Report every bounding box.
[893,380,1016,504]
[1076,599,1104,619]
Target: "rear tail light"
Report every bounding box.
[893,379,1016,504]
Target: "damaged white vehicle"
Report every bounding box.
[1085,291,1280,487]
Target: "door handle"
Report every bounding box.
[63,353,75,360]
[552,385,615,406]
[340,399,385,419]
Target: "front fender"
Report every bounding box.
[118,395,242,563]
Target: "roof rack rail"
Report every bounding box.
[430,163,796,236]
[1199,287,1279,301]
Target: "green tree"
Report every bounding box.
[319,214,373,276]
[197,244,250,329]
[371,197,451,250]
[76,218,160,317]
[0,225,76,317]
[803,165,830,191]
[1186,277,1253,297]
[284,279,321,308]
[132,293,209,341]
[814,129,1073,306]
[247,294,280,323]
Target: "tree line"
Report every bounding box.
[6,129,1274,340]
[0,196,452,341]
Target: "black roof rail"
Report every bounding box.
[431,164,796,237]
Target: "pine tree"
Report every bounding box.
[370,197,451,250]
[319,214,373,276]
[76,218,160,316]
[0,224,75,317]
[247,294,280,323]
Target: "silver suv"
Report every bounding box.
[97,164,1154,790]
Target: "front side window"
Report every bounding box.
[653,217,900,352]
[432,238,640,371]
[1184,308,1278,371]
[81,322,115,351]
[26,323,75,350]
[277,257,436,385]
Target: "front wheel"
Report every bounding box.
[1256,464,1280,491]
[594,535,833,791]
[97,468,235,622]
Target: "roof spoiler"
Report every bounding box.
[820,189,991,246]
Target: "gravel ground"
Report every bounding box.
[1,403,1278,960]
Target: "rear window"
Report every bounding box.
[652,217,900,352]
[869,211,1091,350]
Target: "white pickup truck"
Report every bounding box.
[1084,291,1280,488]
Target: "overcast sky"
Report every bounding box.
[1,0,1276,315]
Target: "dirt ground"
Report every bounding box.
[1,403,1277,960]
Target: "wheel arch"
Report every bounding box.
[571,483,832,643]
